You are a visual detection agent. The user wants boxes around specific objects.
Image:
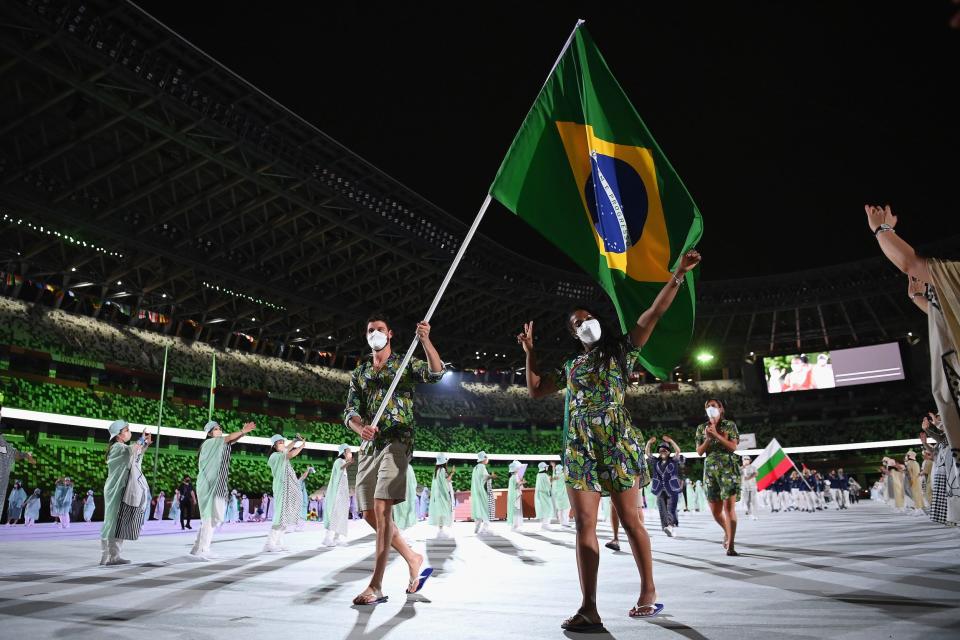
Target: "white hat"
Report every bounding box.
[436,453,448,465]
[508,460,520,472]
[742,455,752,463]
[270,434,285,445]
[108,419,128,438]
[87,490,94,495]
[477,451,488,462]
[203,420,220,434]
[337,443,349,455]
[538,462,548,472]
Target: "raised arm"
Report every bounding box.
[630,250,701,348]
[663,434,681,455]
[644,436,655,457]
[865,205,932,284]
[286,439,306,459]
[517,321,558,399]
[417,321,444,374]
[907,277,929,315]
[224,421,256,444]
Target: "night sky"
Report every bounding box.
[134,1,959,281]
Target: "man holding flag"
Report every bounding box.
[343,313,443,605]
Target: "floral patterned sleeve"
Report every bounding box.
[694,423,706,446]
[551,360,570,392]
[409,357,445,384]
[625,342,644,376]
[725,421,740,443]
[342,366,364,429]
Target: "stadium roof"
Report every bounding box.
[0,0,952,372]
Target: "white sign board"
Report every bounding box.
[738,433,757,449]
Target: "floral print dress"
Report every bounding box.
[694,419,741,502]
[555,341,648,495]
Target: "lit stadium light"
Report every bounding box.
[696,352,714,363]
[116,280,122,285]
[70,267,76,272]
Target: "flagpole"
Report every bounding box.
[152,345,169,487]
[208,353,216,421]
[366,19,587,432]
[368,194,492,430]
[788,455,815,492]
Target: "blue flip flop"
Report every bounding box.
[629,602,664,619]
[410,567,433,594]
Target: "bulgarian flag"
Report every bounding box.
[490,23,702,380]
[754,438,794,491]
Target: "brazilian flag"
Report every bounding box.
[490,24,703,380]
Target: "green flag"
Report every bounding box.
[208,354,216,420]
[490,25,703,379]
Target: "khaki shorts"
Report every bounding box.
[356,440,412,512]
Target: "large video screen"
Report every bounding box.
[764,342,904,393]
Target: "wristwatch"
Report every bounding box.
[873,223,895,236]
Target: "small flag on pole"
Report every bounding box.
[754,438,794,491]
[208,354,216,420]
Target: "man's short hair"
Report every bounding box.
[366,311,390,330]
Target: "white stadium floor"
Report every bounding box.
[0,502,957,640]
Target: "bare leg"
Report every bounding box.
[359,500,424,596]
[708,499,728,548]
[610,505,620,541]
[567,487,602,624]
[610,487,657,610]
[723,495,739,556]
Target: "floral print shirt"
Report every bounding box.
[554,340,644,414]
[695,419,740,461]
[343,352,444,446]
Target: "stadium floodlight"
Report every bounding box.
[696,352,714,363]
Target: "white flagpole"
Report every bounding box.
[367,19,587,432]
[152,345,169,485]
[368,194,492,430]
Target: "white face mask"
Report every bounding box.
[706,406,721,419]
[576,318,602,345]
[367,329,388,351]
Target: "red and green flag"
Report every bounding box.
[490,23,703,379]
[754,438,794,491]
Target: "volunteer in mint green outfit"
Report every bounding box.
[429,453,454,539]
[507,460,527,531]
[100,420,151,566]
[551,461,572,527]
[323,444,352,547]
[471,452,493,535]
[264,433,305,552]
[393,463,419,536]
[535,462,555,530]
[190,420,256,560]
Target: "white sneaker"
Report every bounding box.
[262,544,279,553]
[106,557,131,566]
[663,526,675,537]
[187,553,211,562]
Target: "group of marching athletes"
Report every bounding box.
[755,465,860,515]
[91,250,707,628]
